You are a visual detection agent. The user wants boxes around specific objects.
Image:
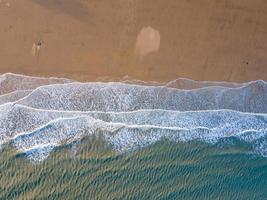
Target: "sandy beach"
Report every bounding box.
[0,0,267,82]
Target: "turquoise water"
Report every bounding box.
[1,138,267,199]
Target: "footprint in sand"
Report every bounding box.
[31,40,43,56]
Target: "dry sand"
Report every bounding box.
[0,0,266,82]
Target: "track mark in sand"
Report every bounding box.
[118,0,138,50]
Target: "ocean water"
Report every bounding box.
[0,73,267,199]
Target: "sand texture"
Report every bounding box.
[0,0,266,81]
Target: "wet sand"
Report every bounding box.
[0,0,267,82]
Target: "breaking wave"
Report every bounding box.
[0,73,267,162]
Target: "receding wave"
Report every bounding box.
[0,73,267,162]
[0,73,72,95]
[0,73,247,105]
[14,80,267,113]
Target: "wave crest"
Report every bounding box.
[0,74,266,162]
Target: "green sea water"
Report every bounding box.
[1,136,267,200]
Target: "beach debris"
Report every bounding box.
[31,40,43,56]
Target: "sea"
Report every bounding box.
[0,73,267,199]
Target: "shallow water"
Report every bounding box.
[1,139,267,199]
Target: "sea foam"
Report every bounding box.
[14,80,267,113]
[0,73,266,162]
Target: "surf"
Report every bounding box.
[0,73,266,162]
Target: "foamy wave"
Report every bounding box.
[9,113,267,162]
[0,74,266,162]
[0,74,246,106]
[12,80,267,113]
[0,105,266,161]
[97,76,245,89]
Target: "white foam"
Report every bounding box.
[0,104,265,161]
[0,90,32,105]
[9,114,267,162]
[11,80,267,113]
[0,74,266,162]
[1,104,266,143]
